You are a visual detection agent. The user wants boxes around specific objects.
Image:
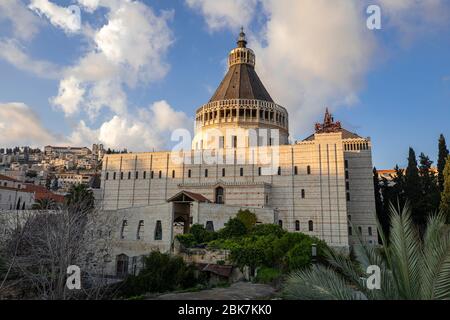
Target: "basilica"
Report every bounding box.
[100,30,377,276]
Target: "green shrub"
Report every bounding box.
[176,233,196,248]
[120,251,198,297]
[236,209,257,231]
[250,224,286,237]
[255,267,283,284]
[218,218,247,239]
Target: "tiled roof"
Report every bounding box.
[209,63,273,103]
[24,184,65,203]
[0,174,19,182]
[168,191,210,203]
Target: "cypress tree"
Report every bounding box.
[437,134,449,192]
[405,148,422,225]
[440,155,450,222]
[418,153,440,219]
[374,168,389,238]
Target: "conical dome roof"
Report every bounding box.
[209,28,274,103]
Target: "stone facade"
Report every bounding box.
[99,30,378,277]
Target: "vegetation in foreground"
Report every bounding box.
[282,203,450,300]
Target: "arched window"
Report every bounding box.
[120,220,128,239]
[154,220,162,240]
[215,186,224,204]
[308,220,314,231]
[295,220,300,231]
[368,226,373,236]
[278,220,283,228]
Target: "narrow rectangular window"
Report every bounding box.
[154,220,162,240]
[345,160,349,169]
[188,169,191,178]
[294,166,298,175]
[143,171,147,179]
[137,220,144,240]
[172,170,175,178]
[295,220,300,231]
[151,171,154,179]
[258,167,262,176]
[159,171,162,179]
[307,165,311,175]
[120,220,128,239]
[368,226,373,236]
[240,168,244,176]
[135,171,139,179]
[346,181,350,191]
[205,169,208,177]
[120,172,124,180]
[222,168,225,177]
[348,226,353,236]
[301,189,305,199]
[345,171,349,179]
[278,220,283,228]
[106,172,109,180]
[277,167,281,175]
[346,192,351,202]
[113,172,116,180]
[128,172,131,180]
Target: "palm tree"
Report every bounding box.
[32,198,57,210]
[282,203,450,300]
[65,184,95,213]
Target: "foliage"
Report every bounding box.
[438,134,449,192]
[120,251,197,297]
[218,218,248,239]
[209,224,327,271]
[176,224,217,247]
[65,184,95,214]
[440,155,450,221]
[255,267,283,284]
[282,203,450,300]
[236,209,257,231]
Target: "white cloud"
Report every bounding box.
[0,39,61,79]
[29,0,82,33]
[51,76,85,116]
[0,102,62,147]
[52,1,174,119]
[187,0,450,138]
[186,0,258,31]
[0,0,42,41]
[70,100,192,151]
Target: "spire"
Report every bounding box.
[315,108,341,133]
[237,26,247,48]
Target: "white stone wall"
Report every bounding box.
[100,131,376,250]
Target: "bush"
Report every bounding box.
[218,218,248,239]
[176,233,196,248]
[120,252,198,297]
[251,224,286,237]
[236,210,257,231]
[255,267,283,284]
[176,224,217,248]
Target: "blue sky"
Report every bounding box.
[0,0,449,169]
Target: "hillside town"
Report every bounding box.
[0,144,105,209]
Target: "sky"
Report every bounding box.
[0,0,449,169]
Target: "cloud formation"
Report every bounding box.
[0,103,62,147]
[187,0,450,138]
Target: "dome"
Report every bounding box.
[209,28,274,103]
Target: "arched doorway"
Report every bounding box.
[116,254,129,277]
[215,186,224,204]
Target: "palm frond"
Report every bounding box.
[282,264,366,300]
[421,212,450,299]
[387,202,422,299]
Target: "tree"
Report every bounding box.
[0,205,118,299]
[65,184,95,214]
[236,209,257,231]
[218,218,247,239]
[438,134,449,192]
[373,168,386,238]
[405,148,422,225]
[418,153,440,219]
[32,198,58,210]
[440,155,450,221]
[282,203,450,300]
